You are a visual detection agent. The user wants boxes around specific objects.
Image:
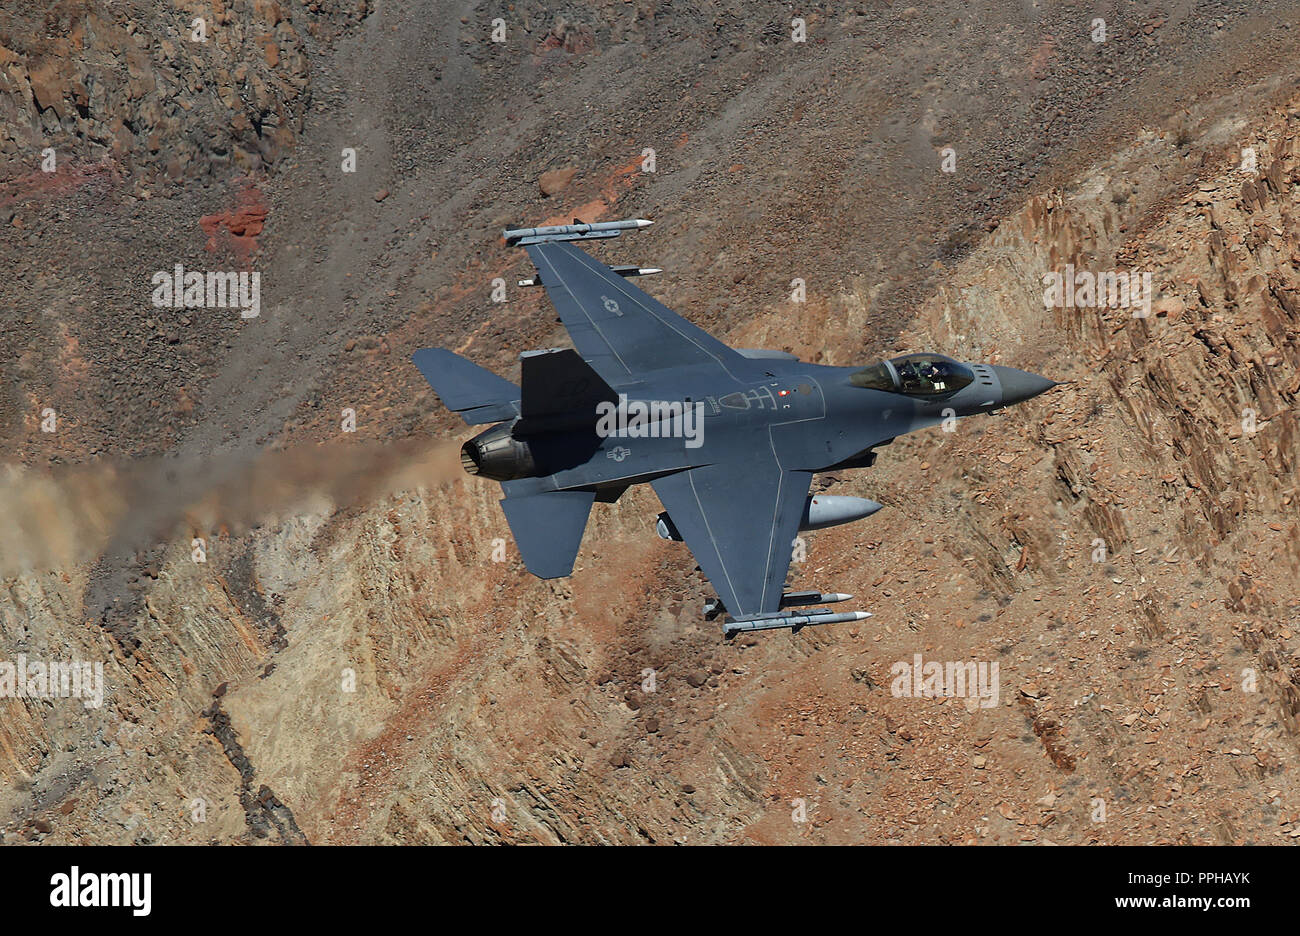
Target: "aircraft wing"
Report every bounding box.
[651,458,812,619]
[524,241,756,389]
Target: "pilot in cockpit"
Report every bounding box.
[850,353,975,397]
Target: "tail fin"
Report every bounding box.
[413,349,520,425]
[519,348,616,419]
[500,489,595,578]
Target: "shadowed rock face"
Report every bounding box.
[3,0,1300,845]
[0,0,373,181]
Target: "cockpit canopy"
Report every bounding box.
[850,353,974,397]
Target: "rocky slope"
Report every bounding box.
[2,0,1300,844]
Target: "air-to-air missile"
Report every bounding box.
[503,218,654,246]
[779,590,855,608]
[723,608,873,636]
[506,220,661,286]
[704,590,853,620]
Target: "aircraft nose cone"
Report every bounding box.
[991,366,1057,405]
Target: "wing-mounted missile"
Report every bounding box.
[704,590,854,621]
[716,583,869,634]
[724,608,872,636]
[504,218,653,246]
[506,218,661,287]
[779,590,854,608]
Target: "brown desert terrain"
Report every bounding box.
[2,0,1300,844]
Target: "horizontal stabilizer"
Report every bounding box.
[412,348,520,425]
[500,490,596,578]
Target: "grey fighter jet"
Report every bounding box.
[414,219,1057,636]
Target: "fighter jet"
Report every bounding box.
[413,219,1058,636]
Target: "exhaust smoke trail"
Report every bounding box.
[0,440,465,577]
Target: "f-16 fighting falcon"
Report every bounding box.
[414,219,1059,637]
